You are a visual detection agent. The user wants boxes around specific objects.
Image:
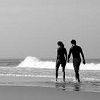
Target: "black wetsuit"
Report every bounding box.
[69,45,82,69]
[56,47,67,68]
[68,45,84,82]
[56,46,67,82]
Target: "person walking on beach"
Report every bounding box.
[56,41,67,82]
[68,39,85,83]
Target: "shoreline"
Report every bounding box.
[0,75,99,93]
[0,68,99,92]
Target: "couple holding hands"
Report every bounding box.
[56,39,85,83]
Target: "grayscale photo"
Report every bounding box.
[0,0,100,100]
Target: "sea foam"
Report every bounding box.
[18,56,100,70]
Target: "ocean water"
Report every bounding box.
[0,56,100,92]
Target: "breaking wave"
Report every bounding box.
[18,56,100,70]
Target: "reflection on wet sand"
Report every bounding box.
[73,83,81,91]
[55,82,81,91]
[39,80,100,92]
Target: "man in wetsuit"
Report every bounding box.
[68,39,85,83]
[56,41,67,82]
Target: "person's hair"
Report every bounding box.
[71,39,76,45]
[57,41,64,47]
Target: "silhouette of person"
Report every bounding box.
[68,39,85,83]
[56,41,67,82]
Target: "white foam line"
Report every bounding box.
[83,78,100,81]
[0,74,75,80]
[0,74,55,78]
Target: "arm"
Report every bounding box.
[68,49,71,63]
[56,49,58,62]
[64,49,67,63]
[80,49,86,64]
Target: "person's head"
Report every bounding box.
[57,41,64,47]
[71,39,76,46]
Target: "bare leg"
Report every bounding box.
[62,67,65,82]
[56,68,58,81]
[56,62,60,81]
[63,71,65,82]
[75,70,80,83]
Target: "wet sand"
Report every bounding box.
[0,74,99,100]
[0,85,100,100]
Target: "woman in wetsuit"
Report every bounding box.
[56,41,67,82]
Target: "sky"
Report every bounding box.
[0,0,99,59]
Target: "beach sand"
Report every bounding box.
[0,85,100,100]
